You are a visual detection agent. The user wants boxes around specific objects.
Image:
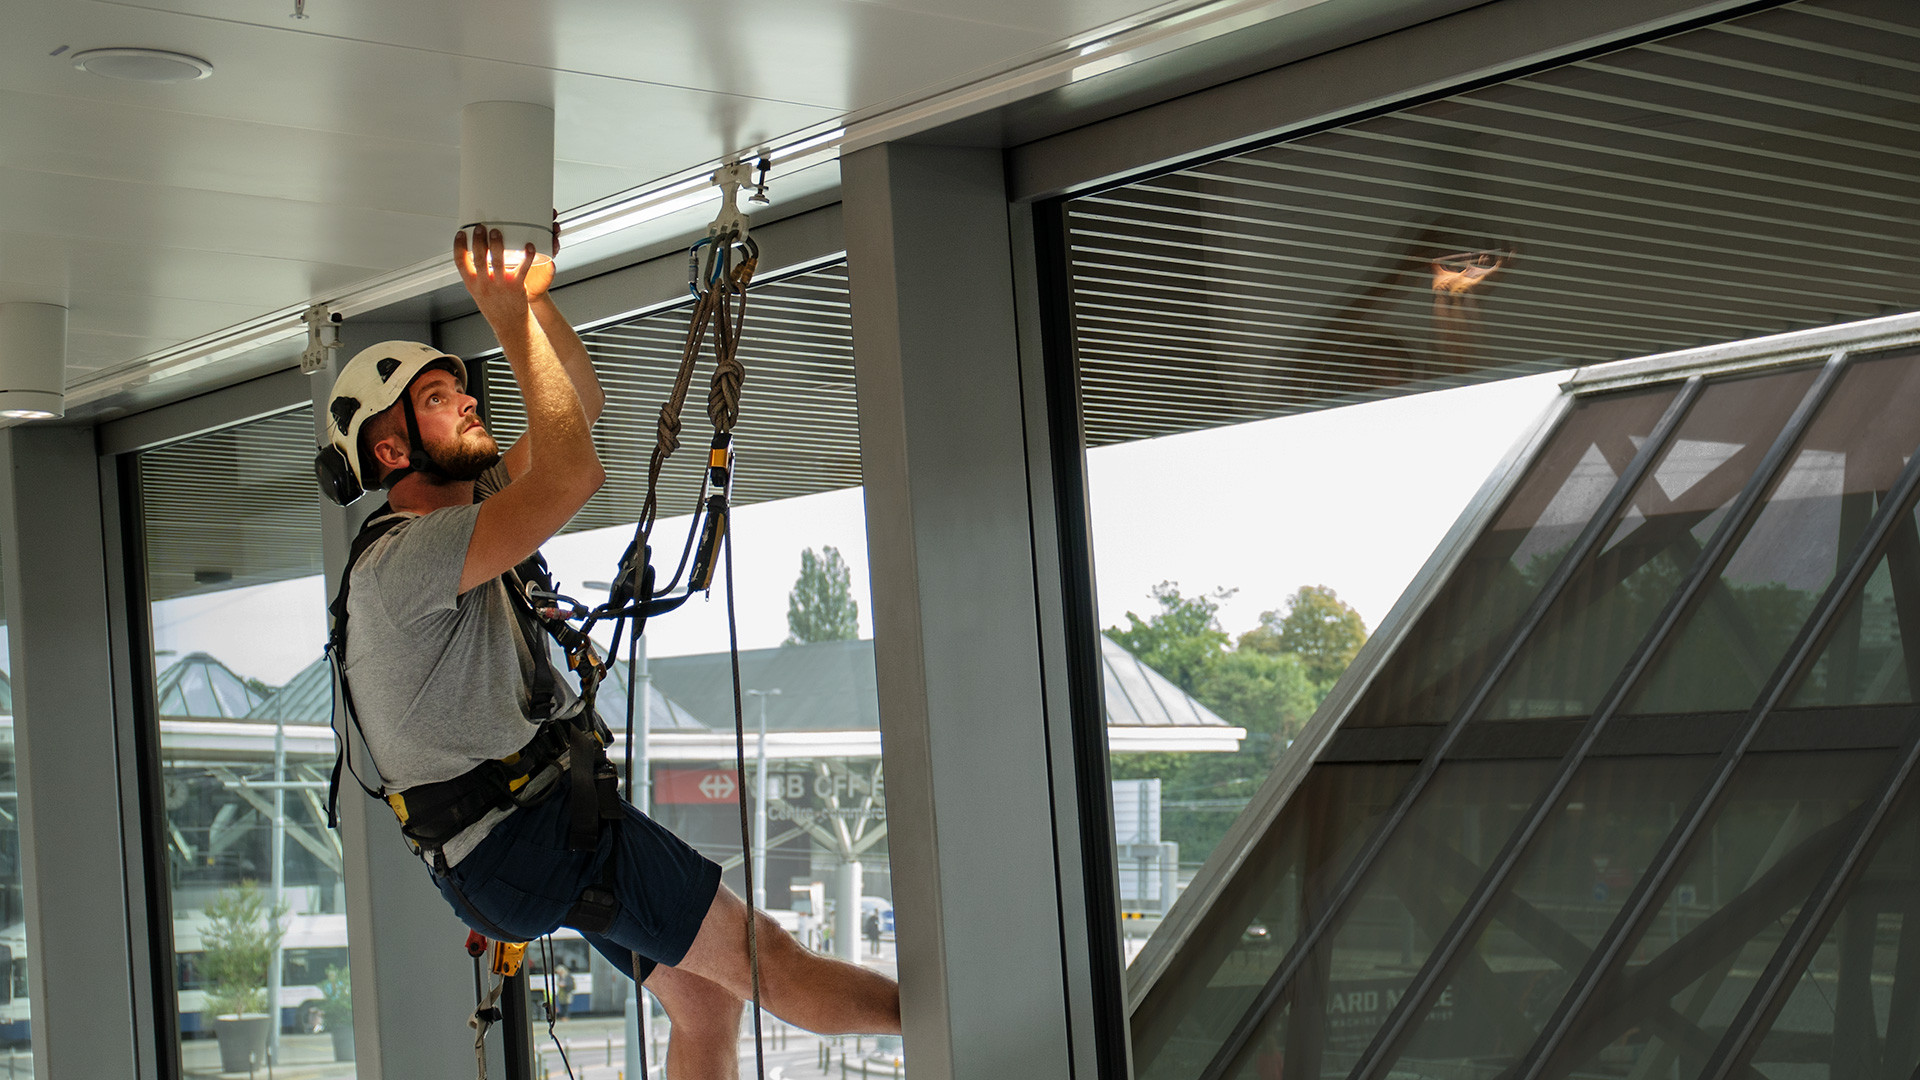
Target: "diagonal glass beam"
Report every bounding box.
[1517,351,1920,1080]
[1347,351,1851,1080]
[1191,377,1706,1080]
[1700,497,1920,1079]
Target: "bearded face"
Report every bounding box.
[417,420,501,481]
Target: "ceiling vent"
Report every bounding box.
[72,48,213,83]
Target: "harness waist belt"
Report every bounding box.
[385,722,574,854]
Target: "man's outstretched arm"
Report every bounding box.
[456,226,605,594]
[501,240,603,481]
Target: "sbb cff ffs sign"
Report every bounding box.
[656,768,740,804]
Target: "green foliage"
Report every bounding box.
[1108,582,1234,694]
[1105,582,1364,869]
[319,964,353,1028]
[1240,585,1369,688]
[786,546,860,645]
[201,881,287,1018]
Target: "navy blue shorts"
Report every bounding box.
[434,784,723,982]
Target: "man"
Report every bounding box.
[323,226,899,1077]
[553,965,574,1022]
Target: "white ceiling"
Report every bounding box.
[0,0,1211,411]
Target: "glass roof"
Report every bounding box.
[1130,320,1920,1080]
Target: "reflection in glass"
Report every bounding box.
[137,410,355,1076]
[1745,785,1920,1080]
[1347,386,1681,728]
[1789,510,1920,708]
[1224,760,1561,1080]
[0,564,29,1063]
[1546,751,1893,1080]
[1369,756,1718,1077]
[1132,765,1413,1080]
[1632,352,1920,715]
[1484,367,1820,721]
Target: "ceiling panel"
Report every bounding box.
[1067,0,1920,447]
[3,0,1168,401]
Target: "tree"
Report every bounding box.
[1106,581,1234,694]
[202,880,288,1017]
[786,546,860,645]
[1194,650,1318,763]
[1241,585,1368,688]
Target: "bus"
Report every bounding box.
[0,915,608,1044]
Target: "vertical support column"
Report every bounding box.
[0,426,145,1079]
[313,320,510,1080]
[844,142,1113,1080]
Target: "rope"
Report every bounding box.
[725,525,768,1080]
[619,230,763,1080]
[638,249,756,547]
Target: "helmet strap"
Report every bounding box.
[383,391,455,488]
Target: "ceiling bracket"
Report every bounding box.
[299,304,342,375]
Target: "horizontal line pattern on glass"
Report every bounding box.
[140,407,322,602]
[1066,0,1920,449]
[483,263,861,534]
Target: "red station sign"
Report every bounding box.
[654,768,741,804]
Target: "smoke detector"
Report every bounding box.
[72,48,213,83]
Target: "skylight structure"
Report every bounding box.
[1131,313,1920,1080]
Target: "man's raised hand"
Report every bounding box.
[454,226,536,328]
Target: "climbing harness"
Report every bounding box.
[322,160,775,1080]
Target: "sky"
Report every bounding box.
[147,371,1566,687]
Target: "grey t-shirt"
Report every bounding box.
[343,465,576,865]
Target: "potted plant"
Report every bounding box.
[201,881,287,1074]
[319,964,354,1061]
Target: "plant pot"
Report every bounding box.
[213,1014,271,1073]
[329,1022,355,1062]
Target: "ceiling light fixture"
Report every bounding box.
[0,303,69,420]
[459,101,555,269]
[71,48,213,83]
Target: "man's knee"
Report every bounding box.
[650,968,743,1034]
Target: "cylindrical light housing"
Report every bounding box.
[459,101,555,267]
[0,303,67,420]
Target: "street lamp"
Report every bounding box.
[744,689,781,911]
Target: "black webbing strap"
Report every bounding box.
[325,504,409,827]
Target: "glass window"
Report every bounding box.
[481,262,896,1070]
[1346,385,1682,729]
[134,408,354,1074]
[1630,350,1920,715]
[1365,755,1719,1078]
[1483,366,1821,721]
[1546,749,1895,1080]
[1131,763,1415,1080]
[1788,502,1920,709]
[1217,759,1564,1079]
[1742,781,1920,1080]
[0,562,32,1064]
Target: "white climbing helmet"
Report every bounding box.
[313,340,466,505]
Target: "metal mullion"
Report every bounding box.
[1347,350,1851,1080]
[1193,374,1706,1080]
[1513,351,1920,1080]
[1698,469,1920,1080]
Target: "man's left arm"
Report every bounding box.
[501,285,604,482]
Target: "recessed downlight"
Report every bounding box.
[72,48,213,83]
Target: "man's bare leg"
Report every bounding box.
[642,961,744,1080]
[672,883,901,1035]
